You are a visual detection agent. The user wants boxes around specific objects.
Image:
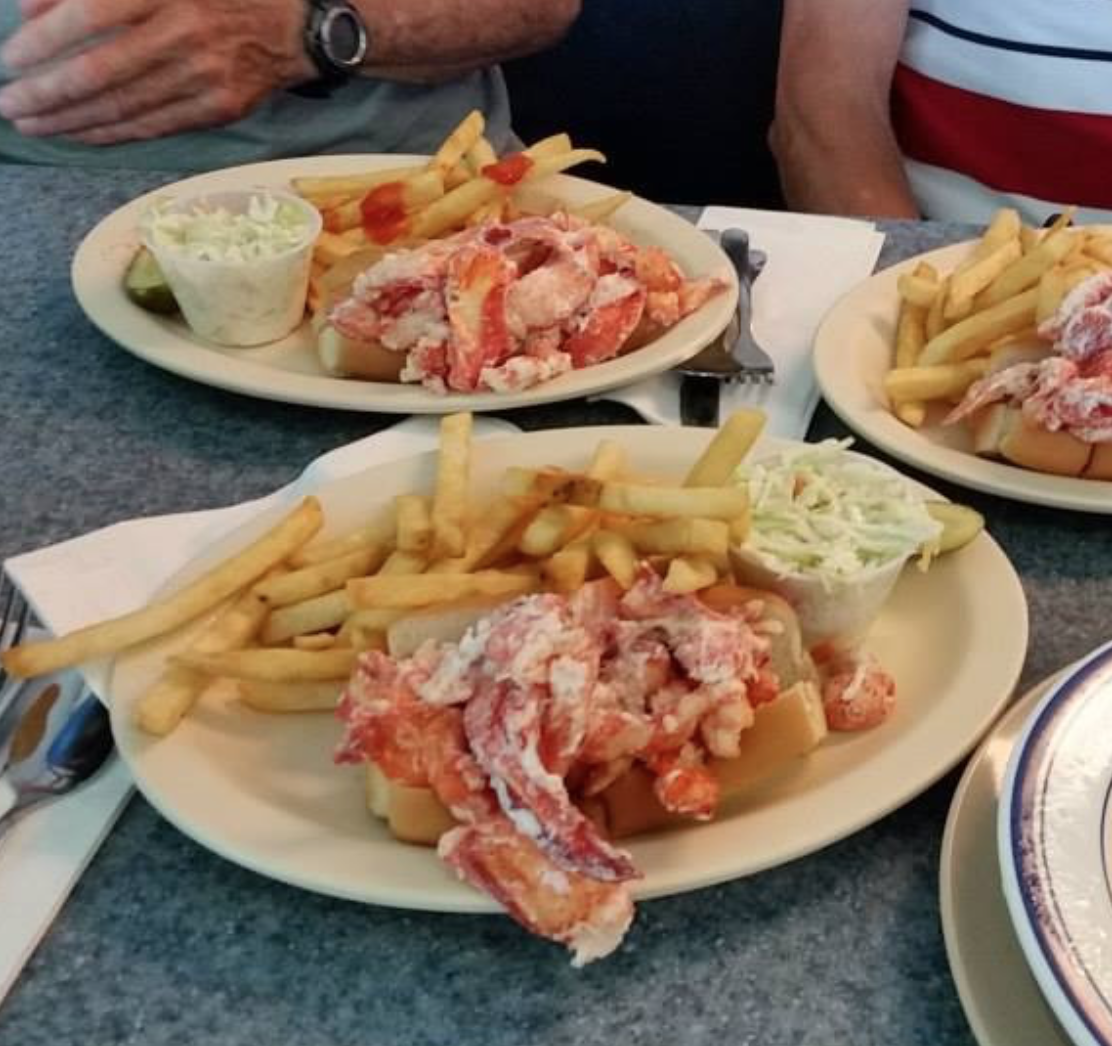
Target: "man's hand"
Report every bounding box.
[0,0,316,144]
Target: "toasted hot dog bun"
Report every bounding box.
[386,595,523,659]
[970,403,1094,477]
[362,584,822,845]
[966,342,1109,480]
[317,324,404,382]
[1084,441,1112,481]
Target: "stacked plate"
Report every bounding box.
[942,641,1112,1046]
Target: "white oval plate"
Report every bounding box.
[108,426,1028,912]
[999,642,1112,1046]
[941,669,1072,1046]
[814,241,1112,514]
[72,156,737,414]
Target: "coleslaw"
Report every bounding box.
[735,440,942,582]
[142,192,314,263]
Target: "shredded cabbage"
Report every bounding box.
[142,193,311,262]
[735,440,942,580]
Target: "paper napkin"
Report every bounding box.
[0,415,517,1006]
[601,207,887,439]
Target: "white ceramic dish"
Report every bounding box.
[940,669,1072,1046]
[107,426,1028,913]
[813,240,1112,514]
[999,642,1112,1046]
[72,156,737,414]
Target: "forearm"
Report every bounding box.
[770,105,920,218]
[355,0,580,81]
[772,0,918,219]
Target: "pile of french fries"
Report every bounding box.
[0,411,767,739]
[883,207,1112,427]
[293,110,633,315]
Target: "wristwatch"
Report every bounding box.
[292,0,369,98]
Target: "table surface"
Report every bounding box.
[1,164,1108,1046]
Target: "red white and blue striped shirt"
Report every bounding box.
[892,0,1112,223]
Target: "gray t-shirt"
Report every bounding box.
[0,8,514,171]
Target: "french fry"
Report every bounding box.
[895,402,928,428]
[599,482,748,520]
[444,161,474,191]
[594,530,637,589]
[465,136,498,173]
[261,589,351,645]
[945,239,1022,319]
[973,230,1074,309]
[439,493,543,572]
[238,679,343,712]
[465,198,503,227]
[523,133,573,159]
[980,208,1021,251]
[616,517,729,558]
[410,177,503,239]
[895,294,928,369]
[884,358,990,404]
[1036,266,1070,326]
[378,550,429,576]
[543,534,594,593]
[517,504,596,557]
[569,191,633,225]
[586,440,627,481]
[135,586,271,736]
[925,275,950,340]
[289,511,394,567]
[1045,207,1076,235]
[292,633,338,651]
[1063,264,1104,293]
[897,271,940,309]
[728,513,750,545]
[313,230,360,267]
[345,627,388,652]
[501,467,603,508]
[253,546,384,608]
[520,149,607,185]
[338,607,406,649]
[662,556,718,594]
[307,276,324,314]
[1019,225,1041,254]
[348,569,536,609]
[918,287,1039,365]
[429,110,485,176]
[684,409,766,486]
[432,412,472,558]
[175,647,357,682]
[395,494,433,555]
[2,498,323,679]
[1083,238,1112,268]
[292,165,424,201]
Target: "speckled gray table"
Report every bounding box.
[0,164,1109,1046]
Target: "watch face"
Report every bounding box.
[321,6,367,68]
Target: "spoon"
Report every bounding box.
[0,689,114,839]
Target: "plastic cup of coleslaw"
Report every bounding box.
[140,188,322,347]
[730,442,943,651]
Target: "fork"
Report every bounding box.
[0,574,33,756]
[677,228,775,424]
[0,575,30,692]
